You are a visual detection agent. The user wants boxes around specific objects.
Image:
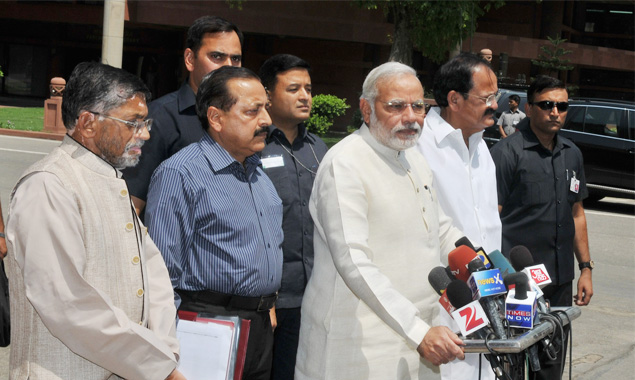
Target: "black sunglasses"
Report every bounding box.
[531,100,569,112]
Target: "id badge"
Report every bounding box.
[261,155,284,169]
[570,176,580,193]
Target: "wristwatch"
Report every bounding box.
[579,260,595,271]
[0,232,5,238]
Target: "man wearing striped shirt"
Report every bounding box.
[146,66,283,380]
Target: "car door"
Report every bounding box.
[562,105,634,191]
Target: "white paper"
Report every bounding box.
[176,319,236,380]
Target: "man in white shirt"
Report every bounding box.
[417,52,501,380]
[296,62,465,380]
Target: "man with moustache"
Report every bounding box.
[258,54,328,380]
[416,52,500,380]
[5,62,183,380]
[146,66,283,380]
[124,15,243,218]
[491,76,593,380]
[295,62,465,380]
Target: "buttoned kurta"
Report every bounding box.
[6,136,179,380]
[295,125,463,380]
[417,108,499,380]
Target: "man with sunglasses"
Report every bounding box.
[416,52,500,380]
[4,62,184,379]
[491,75,593,380]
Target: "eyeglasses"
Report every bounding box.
[379,100,427,115]
[88,111,153,134]
[530,101,569,112]
[463,91,499,107]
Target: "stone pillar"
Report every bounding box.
[43,77,66,134]
[102,0,126,68]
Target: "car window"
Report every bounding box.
[565,106,585,131]
[629,110,635,140]
[584,106,623,137]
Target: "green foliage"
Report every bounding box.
[306,94,350,136]
[356,0,505,64]
[0,65,3,77]
[347,109,364,133]
[0,107,44,131]
[531,35,574,75]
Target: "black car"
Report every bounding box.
[559,98,635,201]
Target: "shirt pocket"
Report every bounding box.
[519,173,552,207]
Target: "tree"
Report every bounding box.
[356,0,504,65]
[531,35,574,78]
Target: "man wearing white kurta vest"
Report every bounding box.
[295,62,466,380]
[417,52,501,380]
[5,62,184,380]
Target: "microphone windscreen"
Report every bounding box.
[444,266,456,280]
[455,236,475,250]
[509,245,534,272]
[448,245,479,282]
[504,272,529,291]
[446,279,474,309]
[488,249,516,276]
[428,266,453,296]
[513,273,530,299]
[467,257,486,273]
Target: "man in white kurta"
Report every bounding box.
[5,62,183,380]
[417,53,502,380]
[296,62,465,380]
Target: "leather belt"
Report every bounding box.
[178,289,277,312]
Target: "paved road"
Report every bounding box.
[0,135,633,379]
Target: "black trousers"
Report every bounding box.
[530,282,572,380]
[179,294,274,380]
[271,307,302,380]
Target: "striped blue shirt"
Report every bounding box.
[145,133,283,300]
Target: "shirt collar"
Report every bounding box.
[359,123,412,168]
[518,118,571,153]
[61,134,122,178]
[177,80,197,113]
[266,123,309,143]
[199,133,262,175]
[425,107,484,154]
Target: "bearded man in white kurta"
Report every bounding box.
[295,62,465,380]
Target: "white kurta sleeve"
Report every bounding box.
[311,156,431,349]
[7,172,177,380]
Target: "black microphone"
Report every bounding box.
[466,257,508,339]
[509,246,550,313]
[428,266,456,315]
[445,280,505,378]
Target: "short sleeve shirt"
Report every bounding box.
[491,118,588,285]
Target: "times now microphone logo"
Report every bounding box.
[523,264,552,288]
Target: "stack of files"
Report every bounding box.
[176,310,251,380]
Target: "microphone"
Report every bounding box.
[509,246,551,312]
[428,266,455,315]
[445,280,505,378]
[504,272,542,372]
[510,246,553,289]
[466,258,508,340]
[455,236,492,269]
[504,273,537,329]
[448,245,482,282]
[488,249,516,277]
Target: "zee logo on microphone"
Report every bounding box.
[451,301,490,337]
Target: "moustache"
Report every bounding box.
[254,127,268,137]
[484,108,496,117]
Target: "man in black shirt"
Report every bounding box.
[258,54,328,380]
[491,75,593,380]
[123,16,243,218]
